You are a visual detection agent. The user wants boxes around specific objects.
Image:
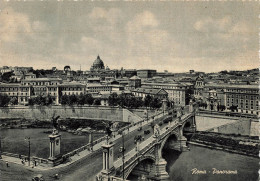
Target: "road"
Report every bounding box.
[0,114,171,181]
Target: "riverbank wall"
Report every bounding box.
[0,106,142,123]
[187,141,258,158]
[188,132,259,158]
[196,113,259,136]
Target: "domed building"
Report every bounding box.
[90,55,105,71]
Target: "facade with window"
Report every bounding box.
[0,83,32,104]
[141,82,193,106]
[132,87,168,100]
[202,84,259,115]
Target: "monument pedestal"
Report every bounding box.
[48,129,62,167]
[101,143,115,180]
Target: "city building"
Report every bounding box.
[128,76,141,90]
[194,76,259,115]
[0,83,33,104]
[132,87,168,100]
[203,84,259,115]
[87,83,124,95]
[141,82,193,106]
[121,69,137,78]
[137,69,156,79]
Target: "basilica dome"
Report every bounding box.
[90,55,105,71]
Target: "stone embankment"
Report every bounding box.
[186,132,259,158]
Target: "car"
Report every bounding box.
[138,127,143,131]
[144,130,150,135]
[32,174,44,181]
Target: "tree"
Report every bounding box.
[0,94,10,107]
[85,94,94,105]
[1,72,14,82]
[28,98,34,106]
[150,97,162,109]
[93,98,101,105]
[220,105,226,111]
[45,95,53,106]
[144,95,153,108]
[229,105,238,112]
[185,88,194,105]
[108,93,119,106]
[68,94,78,105]
[9,97,18,105]
[60,95,69,105]
[78,93,86,105]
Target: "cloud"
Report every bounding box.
[0,7,31,42]
[125,11,179,59]
[189,16,257,59]
[0,7,53,67]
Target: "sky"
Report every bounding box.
[0,1,258,73]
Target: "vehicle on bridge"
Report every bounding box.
[32,174,44,181]
[144,130,150,135]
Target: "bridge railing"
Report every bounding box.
[115,139,157,174]
[62,111,167,161]
[2,152,50,165]
[110,176,130,181]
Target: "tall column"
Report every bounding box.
[190,116,196,132]
[162,99,168,113]
[101,143,115,181]
[189,100,193,113]
[48,129,62,166]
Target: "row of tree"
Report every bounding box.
[0,94,18,107]
[59,94,100,106]
[28,95,53,106]
[108,93,163,109]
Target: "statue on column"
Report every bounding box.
[154,124,160,138]
[51,115,60,135]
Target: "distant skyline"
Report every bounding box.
[0,1,258,73]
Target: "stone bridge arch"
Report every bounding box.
[125,154,156,180]
[160,130,180,154]
[181,115,196,133]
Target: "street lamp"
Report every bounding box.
[0,136,2,159]
[25,137,30,166]
[119,132,125,180]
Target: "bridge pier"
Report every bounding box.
[178,125,189,151]
[154,134,170,181]
[155,158,170,181]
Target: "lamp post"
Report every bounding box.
[119,132,125,180]
[0,136,2,159]
[25,137,30,166]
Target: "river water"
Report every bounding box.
[0,128,103,159]
[163,144,259,181]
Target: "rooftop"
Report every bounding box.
[205,83,259,89]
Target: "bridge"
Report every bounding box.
[96,103,196,181]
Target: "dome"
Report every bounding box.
[91,55,105,71]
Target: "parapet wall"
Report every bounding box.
[0,106,140,123]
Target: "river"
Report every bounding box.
[163,144,259,181]
[0,128,103,159]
